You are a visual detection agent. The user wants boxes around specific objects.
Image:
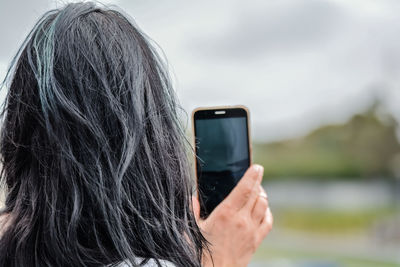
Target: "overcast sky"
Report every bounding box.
[1,0,400,141]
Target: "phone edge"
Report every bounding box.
[190,105,253,203]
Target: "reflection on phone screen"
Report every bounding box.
[195,117,250,217]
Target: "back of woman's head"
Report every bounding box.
[0,2,205,266]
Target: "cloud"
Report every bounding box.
[1,0,399,141]
[187,0,348,61]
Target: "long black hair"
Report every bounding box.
[0,2,206,266]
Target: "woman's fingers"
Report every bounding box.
[256,207,273,246]
[251,186,268,224]
[196,164,273,267]
[222,165,263,212]
[243,168,265,212]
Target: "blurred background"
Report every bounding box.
[1,0,400,266]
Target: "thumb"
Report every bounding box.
[192,195,202,223]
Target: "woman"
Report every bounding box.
[0,2,272,267]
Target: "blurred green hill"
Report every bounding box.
[254,103,400,179]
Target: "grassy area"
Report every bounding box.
[251,207,400,266]
[273,207,397,233]
[253,245,400,267]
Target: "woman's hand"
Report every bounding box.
[192,164,273,267]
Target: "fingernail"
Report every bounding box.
[253,164,263,176]
[249,165,261,183]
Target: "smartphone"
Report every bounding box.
[192,105,252,218]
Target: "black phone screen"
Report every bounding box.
[194,108,250,218]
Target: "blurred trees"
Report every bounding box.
[254,102,400,179]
